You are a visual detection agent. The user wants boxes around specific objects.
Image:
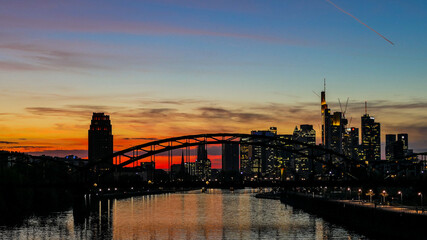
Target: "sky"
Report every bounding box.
[1,0,427,168]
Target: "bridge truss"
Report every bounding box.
[91,133,366,180]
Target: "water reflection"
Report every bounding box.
[0,189,366,239]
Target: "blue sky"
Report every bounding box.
[0,0,427,160]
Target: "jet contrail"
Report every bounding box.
[325,0,394,45]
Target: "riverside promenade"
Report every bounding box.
[334,199,427,216]
[280,191,427,239]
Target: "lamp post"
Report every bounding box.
[347,187,351,200]
[398,191,402,204]
[418,192,423,207]
[380,190,388,204]
[358,189,362,201]
[366,189,375,203]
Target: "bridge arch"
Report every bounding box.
[91,133,365,180]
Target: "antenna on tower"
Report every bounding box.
[324,78,326,92]
[365,101,367,115]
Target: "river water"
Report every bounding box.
[0,189,366,239]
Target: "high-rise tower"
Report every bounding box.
[222,143,239,172]
[361,103,381,161]
[321,80,331,149]
[88,113,113,168]
[385,134,396,160]
[293,125,316,179]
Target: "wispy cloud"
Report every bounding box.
[0,43,112,71]
[0,13,306,46]
[0,60,46,71]
[123,137,159,141]
[0,141,19,144]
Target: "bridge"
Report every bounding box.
[88,133,370,181]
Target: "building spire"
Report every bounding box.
[365,101,367,115]
[324,78,326,92]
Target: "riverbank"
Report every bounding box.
[255,191,281,200]
[281,191,427,239]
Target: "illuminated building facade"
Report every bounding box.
[196,144,211,180]
[398,133,409,155]
[88,112,113,168]
[343,127,359,160]
[292,125,316,180]
[361,112,381,161]
[239,138,250,174]
[276,134,293,180]
[330,112,348,154]
[249,127,277,177]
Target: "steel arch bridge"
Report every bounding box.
[90,133,366,180]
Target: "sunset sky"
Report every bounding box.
[1,0,427,168]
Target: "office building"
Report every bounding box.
[361,105,381,161]
[196,144,211,180]
[88,113,113,168]
[343,127,359,160]
[250,127,277,177]
[293,125,316,180]
[386,134,396,160]
[222,143,239,172]
[386,133,410,160]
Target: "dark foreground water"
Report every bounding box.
[0,189,367,239]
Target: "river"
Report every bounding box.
[0,189,366,239]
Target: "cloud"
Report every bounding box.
[21,97,427,154]
[0,12,306,47]
[0,43,111,71]
[26,107,89,118]
[0,141,19,144]
[0,60,46,71]
[1,146,51,150]
[123,137,159,141]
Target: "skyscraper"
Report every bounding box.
[321,82,332,150]
[222,143,239,172]
[330,112,348,154]
[293,125,316,179]
[320,82,348,165]
[386,133,409,160]
[397,133,409,155]
[385,134,396,160]
[196,144,211,180]
[250,127,277,177]
[343,127,359,160]
[239,137,250,174]
[88,113,113,168]
[361,105,381,161]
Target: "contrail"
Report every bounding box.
[325,0,394,45]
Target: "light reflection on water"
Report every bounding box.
[0,189,366,239]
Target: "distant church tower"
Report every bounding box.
[88,113,113,168]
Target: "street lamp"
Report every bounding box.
[358,189,362,201]
[418,192,423,207]
[380,190,388,204]
[398,191,403,204]
[347,187,351,200]
[366,189,375,203]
